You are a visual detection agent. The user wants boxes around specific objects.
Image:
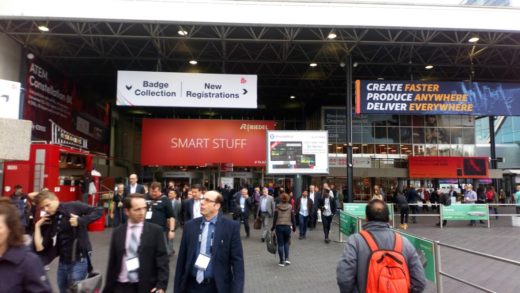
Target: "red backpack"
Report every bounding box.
[360,230,410,293]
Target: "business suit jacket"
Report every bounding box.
[183,198,198,222]
[295,196,314,217]
[309,192,322,213]
[103,222,169,293]
[174,214,244,293]
[124,184,146,197]
[256,195,275,218]
[233,196,252,219]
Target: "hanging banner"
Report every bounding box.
[355,80,520,115]
[117,71,257,108]
[409,156,488,179]
[23,61,110,153]
[141,119,275,166]
[0,79,21,119]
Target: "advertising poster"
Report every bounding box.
[441,204,489,221]
[409,156,488,179]
[0,79,21,119]
[23,60,109,153]
[343,203,394,220]
[339,211,359,237]
[141,119,275,166]
[395,230,436,283]
[117,71,257,109]
[266,131,329,174]
[356,80,520,116]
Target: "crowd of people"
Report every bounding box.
[0,175,344,293]
[3,174,519,293]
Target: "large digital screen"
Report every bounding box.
[266,131,329,174]
[409,156,488,179]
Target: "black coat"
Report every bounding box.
[103,222,169,293]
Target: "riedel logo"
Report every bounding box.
[240,123,268,132]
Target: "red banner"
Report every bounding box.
[141,119,276,166]
[409,156,488,179]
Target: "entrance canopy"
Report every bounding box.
[1,1,520,119]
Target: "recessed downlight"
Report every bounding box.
[309,62,318,67]
[38,25,49,32]
[189,60,198,65]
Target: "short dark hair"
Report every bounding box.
[366,199,389,222]
[149,181,161,191]
[14,184,22,190]
[191,184,201,191]
[0,197,25,246]
[124,193,146,209]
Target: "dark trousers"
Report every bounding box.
[275,225,291,261]
[309,211,318,228]
[298,214,308,237]
[322,215,333,239]
[114,207,127,227]
[400,207,409,224]
[236,212,250,236]
[186,276,217,293]
[409,205,418,223]
[114,282,139,293]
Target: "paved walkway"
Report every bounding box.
[45,211,520,292]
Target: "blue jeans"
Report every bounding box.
[298,214,308,237]
[57,258,88,293]
[275,225,291,262]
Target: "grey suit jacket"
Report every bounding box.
[257,195,275,217]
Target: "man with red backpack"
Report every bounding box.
[336,199,426,293]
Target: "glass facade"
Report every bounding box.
[326,111,476,157]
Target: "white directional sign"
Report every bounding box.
[0,79,21,119]
[117,71,257,108]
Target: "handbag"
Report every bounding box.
[68,228,103,293]
[253,217,262,230]
[266,230,277,254]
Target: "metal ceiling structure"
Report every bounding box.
[1,19,520,119]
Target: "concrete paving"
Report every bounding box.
[44,210,520,292]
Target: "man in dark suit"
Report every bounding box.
[233,188,253,238]
[183,185,203,222]
[103,194,169,293]
[124,173,146,197]
[308,185,321,230]
[174,190,244,293]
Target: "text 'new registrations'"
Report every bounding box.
[117,71,257,109]
[355,80,520,116]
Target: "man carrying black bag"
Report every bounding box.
[33,191,104,293]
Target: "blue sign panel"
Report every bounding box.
[355,80,520,116]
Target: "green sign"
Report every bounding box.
[340,211,359,236]
[441,204,489,221]
[394,230,436,283]
[343,203,394,219]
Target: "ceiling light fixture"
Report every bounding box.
[425,65,434,70]
[327,32,337,39]
[189,60,197,65]
[38,25,49,32]
[309,62,318,67]
[178,30,188,36]
[289,95,296,99]
[468,36,479,43]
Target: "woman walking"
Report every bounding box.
[271,193,296,267]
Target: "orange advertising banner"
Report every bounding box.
[408,156,488,179]
[141,119,276,166]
